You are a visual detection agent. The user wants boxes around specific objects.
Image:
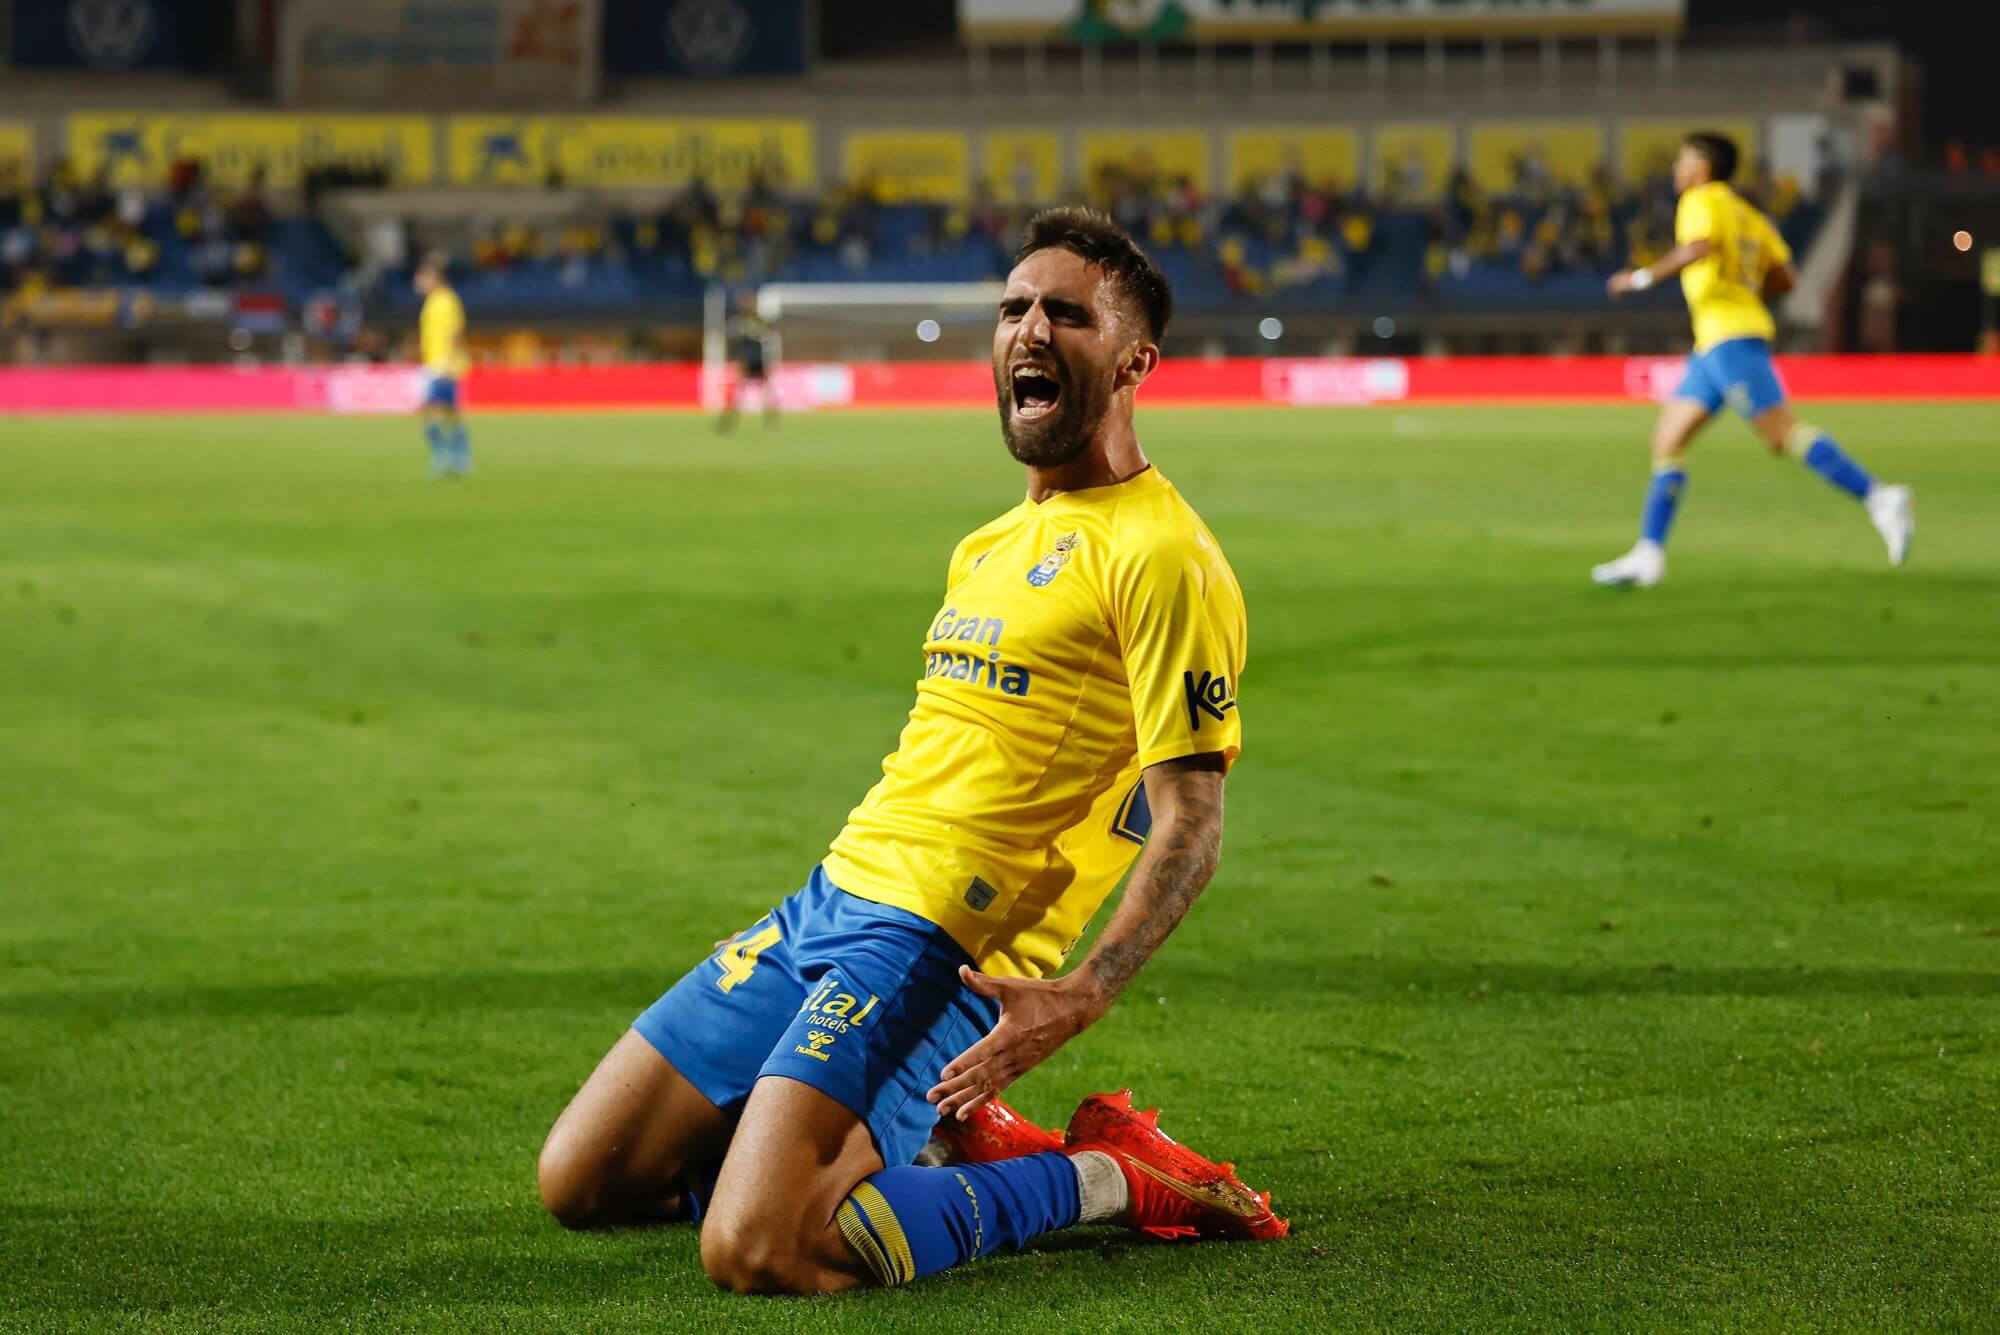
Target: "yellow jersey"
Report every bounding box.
[1675,181,1792,350]
[823,466,1246,980]
[419,287,469,378]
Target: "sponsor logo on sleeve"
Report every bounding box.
[1182,669,1237,732]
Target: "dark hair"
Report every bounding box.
[1683,132,1739,183]
[1016,206,1173,342]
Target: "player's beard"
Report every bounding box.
[994,356,1110,467]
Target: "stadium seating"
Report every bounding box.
[4,170,1824,324]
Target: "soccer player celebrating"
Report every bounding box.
[414,255,471,478]
[1593,132,1912,587]
[537,208,1285,1293]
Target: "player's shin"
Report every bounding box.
[1787,423,1874,501]
[1639,458,1689,548]
[423,418,449,471]
[834,1152,1082,1286]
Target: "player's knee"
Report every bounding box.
[535,1129,608,1230]
[1766,418,1810,456]
[699,1220,822,1295]
[1649,439,1689,472]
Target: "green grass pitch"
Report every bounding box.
[3,403,1996,1331]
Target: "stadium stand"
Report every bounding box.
[0,22,1921,360]
[1,154,1828,327]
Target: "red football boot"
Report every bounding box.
[1064,1089,1289,1242]
[927,1097,1067,1164]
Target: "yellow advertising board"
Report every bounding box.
[446,117,813,189]
[983,129,1063,203]
[1078,130,1211,192]
[1227,128,1360,193]
[0,123,34,179]
[1468,122,1606,192]
[843,130,970,203]
[1372,124,1456,199]
[67,113,433,188]
[1619,118,1759,184]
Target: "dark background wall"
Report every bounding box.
[1685,2,1989,151]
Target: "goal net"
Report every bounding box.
[701,281,1005,410]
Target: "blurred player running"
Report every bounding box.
[537,207,1285,1294]
[1594,132,1912,587]
[414,255,472,478]
[717,290,779,432]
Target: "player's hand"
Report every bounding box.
[1607,269,1635,298]
[926,965,1109,1121]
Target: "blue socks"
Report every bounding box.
[1635,426,1875,547]
[423,420,472,475]
[836,1151,1080,1286]
[1640,465,1687,546]
[1800,432,1873,501]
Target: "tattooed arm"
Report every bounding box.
[1078,754,1227,1003]
[926,754,1227,1119]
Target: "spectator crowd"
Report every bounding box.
[1,155,276,303]
[3,142,1832,323]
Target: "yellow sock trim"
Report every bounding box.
[1785,422,1820,459]
[836,1199,899,1287]
[848,1182,916,1285]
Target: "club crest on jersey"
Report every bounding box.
[1027,533,1079,587]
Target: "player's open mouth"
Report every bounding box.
[1011,364,1061,421]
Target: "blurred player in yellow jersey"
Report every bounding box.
[414,255,471,478]
[537,209,1286,1295]
[1595,132,1912,587]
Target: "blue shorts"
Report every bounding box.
[422,375,459,410]
[633,866,999,1169]
[1674,337,1787,419]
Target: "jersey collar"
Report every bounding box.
[1024,464,1161,510]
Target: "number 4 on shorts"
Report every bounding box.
[713,920,782,993]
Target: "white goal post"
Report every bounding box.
[751,282,1007,324]
[701,281,1006,408]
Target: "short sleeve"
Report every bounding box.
[1105,535,1246,772]
[944,531,982,592]
[1675,188,1715,246]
